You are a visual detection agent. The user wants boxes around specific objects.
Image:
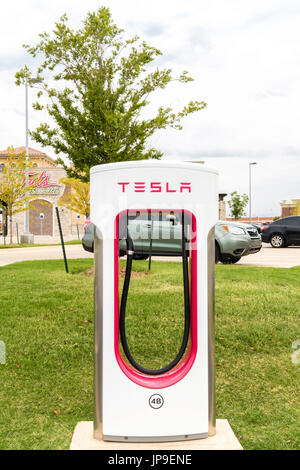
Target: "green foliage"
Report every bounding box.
[58,177,90,216]
[292,200,300,216]
[0,148,39,244]
[228,191,249,220]
[15,7,206,181]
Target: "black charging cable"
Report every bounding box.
[119,212,190,375]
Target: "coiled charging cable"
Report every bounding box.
[119,213,190,375]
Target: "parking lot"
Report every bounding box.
[237,243,300,268]
[152,243,300,268]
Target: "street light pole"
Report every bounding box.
[249,162,257,224]
[24,77,29,236]
[22,77,42,244]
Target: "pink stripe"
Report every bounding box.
[114,209,197,389]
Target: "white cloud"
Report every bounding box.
[1,0,300,216]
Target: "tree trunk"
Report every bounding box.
[9,212,13,245]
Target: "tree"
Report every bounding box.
[228,191,249,221]
[58,177,90,216]
[0,148,38,244]
[15,7,206,181]
[293,201,300,216]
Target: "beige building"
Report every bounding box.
[0,147,85,240]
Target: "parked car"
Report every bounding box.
[83,217,91,232]
[251,222,262,234]
[215,221,261,263]
[82,217,93,252]
[82,216,262,264]
[261,216,300,248]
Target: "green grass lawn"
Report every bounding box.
[0,259,299,450]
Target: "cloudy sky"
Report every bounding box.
[1,0,300,217]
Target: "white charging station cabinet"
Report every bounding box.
[91,161,218,442]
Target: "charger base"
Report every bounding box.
[70,419,242,450]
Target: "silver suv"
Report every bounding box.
[82,215,261,264]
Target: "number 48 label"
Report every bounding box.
[149,394,164,409]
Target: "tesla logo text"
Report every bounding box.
[118,182,191,193]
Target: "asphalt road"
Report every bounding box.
[1,243,300,268]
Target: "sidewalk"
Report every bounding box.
[0,243,93,267]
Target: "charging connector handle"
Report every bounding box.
[119,213,190,376]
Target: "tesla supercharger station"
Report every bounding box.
[91,161,218,442]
